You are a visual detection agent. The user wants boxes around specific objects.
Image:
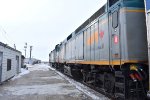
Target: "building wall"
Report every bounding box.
[0,45,21,82]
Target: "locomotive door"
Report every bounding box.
[109,6,121,66]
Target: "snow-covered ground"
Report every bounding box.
[49,66,109,100]
[27,63,50,71]
[11,68,30,81]
[3,64,109,100]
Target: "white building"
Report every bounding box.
[24,58,41,65]
[0,42,21,83]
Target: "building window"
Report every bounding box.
[7,59,11,71]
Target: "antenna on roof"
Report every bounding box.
[14,44,16,49]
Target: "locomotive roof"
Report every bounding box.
[75,4,106,33]
[56,4,107,50]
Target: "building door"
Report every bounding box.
[109,5,121,66]
[0,52,3,82]
[16,56,19,74]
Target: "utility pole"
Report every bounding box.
[24,43,27,58]
[30,46,33,60]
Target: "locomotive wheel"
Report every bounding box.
[104,72,115,94]
[71,67,83,80]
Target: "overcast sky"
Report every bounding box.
[0,0,106,61]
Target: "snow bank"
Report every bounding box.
[40,76,63,80]
[11,64,50,81]
[11,68,30,81]
[49,66,109,100]
[28,63,50,71]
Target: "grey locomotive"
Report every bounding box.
[49,0,148,99]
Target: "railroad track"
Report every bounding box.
[51,68,115,100]
[81,82,115,100]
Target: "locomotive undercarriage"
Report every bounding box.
[50,62,148,100]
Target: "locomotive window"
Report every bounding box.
[112,11,118,28]
[109,0,119,7]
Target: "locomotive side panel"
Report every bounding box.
[125,8,148,61]
[49,51,54,63]
[78,14,111,64]
[84,30,87,60]
[53,50,56,63]
[69,40,72,60]
[120,7,128,61]
[51,51,55,63]
[86,27,91,61]
[59,46,62,63]
[66,42,69,61]
[55,45,60,63]
[78,32,84,60]
[94,21,99,60]
[69,39,72,60]
[91,25,95,61]
[62,44,66,63]
[67,41,70,61]
[75,32,84,61]
[65,35,76,63]
[99,15,109,61]
[75,36,79,60]
[59,44,65,63]
[71,38,76,60]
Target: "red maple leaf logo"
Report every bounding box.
[100,31,104,39]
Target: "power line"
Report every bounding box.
[0,25,15,47]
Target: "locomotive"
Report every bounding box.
[145,0,150,98]
[49,0,149,99]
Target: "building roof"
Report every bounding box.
[0,42,21,53]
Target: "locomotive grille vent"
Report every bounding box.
[67,34,72,41]
[55,44,60,51]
